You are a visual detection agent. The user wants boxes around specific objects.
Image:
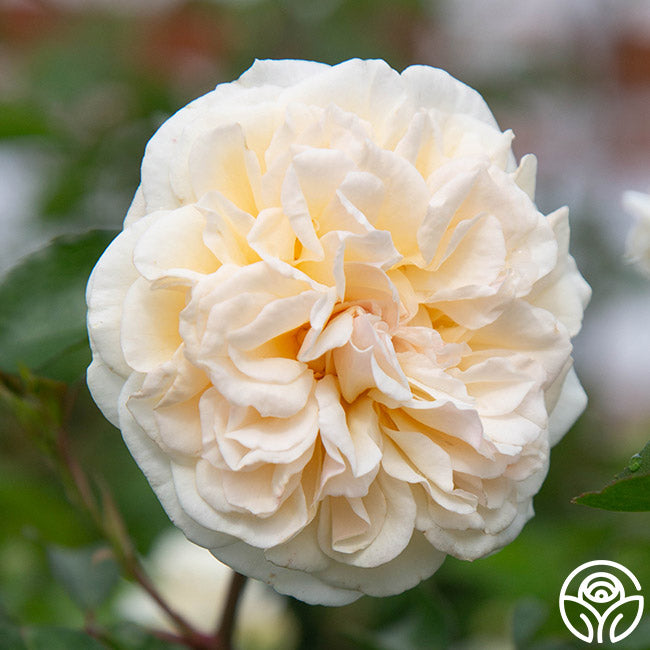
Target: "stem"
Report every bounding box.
[214,571,247,650]
[129,560,207,642]
[54,388,211,648]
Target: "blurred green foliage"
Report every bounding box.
[0,1,649,649]
[0,231,116,382]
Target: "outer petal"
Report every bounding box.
[140,93,214,211]
[213,539,362,606]
[86,357,124,428]
[424,499,533,561]
[314,530,446,597]
[87,216,154,377]
[401,64,500,128]
[547,366,587,446]
[237,59,330,89]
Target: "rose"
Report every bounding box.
[623,190,650,276]
[86,59,590,605]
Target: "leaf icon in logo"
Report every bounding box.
[602,595,644,644]
[559,595,598,643]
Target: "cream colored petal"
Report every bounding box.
[394,110,441,178]
[467,300,572,388]
[140,92,213,211]
[123,186,146,227]
[139,346,209,408]
[117,374,233,550]
[263,518,329,572]
[186,291,269,360]
[398,355,470,403]
[299,229,401,300]
[357,143,429,256]
[513,153,537,199]
[424,499,533,561]
[420,215,507,301]
[198,191,257,267]
[380,437,476,514]
[319,490,383,556]
[281,163,324,259]
[220,459,306,516]
[154,396,204,457]
[528,207,591,337]
[334,329,407,404]
[335,171,385,230]
[316,530,445,597]
[459,356,545,419]
[401,64,499,128]
[315,386,383,501]
[236,59,330,89]
[87,216,153,377]
[121,277,186,373]
[315,376,356,470]
[218,396,319,467]
[133,206,218,283]
[86,357,124,428]
[298,310,354,362]
[247,207,296,263]
[417,165,481,264]
[414,489,481,532]
[514,454,550,500]
[188,123,258,214]
[127,388,202,458]
[547,366,587,446]
[202,356,314,419]
[400,399,487,453]
[443,115,513,169]
[383,428,454,492]
[427,290,511,329]
[228,347,305,384]
[318,473,415,568]
[171,460,310,547]
[227,291,318,350]
[319,188,373,236]
[480,413,544,454]
[530,254,590,339]
[281,59,408,142]
[289,148,357,223]
[213,539,362,606]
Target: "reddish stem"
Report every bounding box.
[214,571,247,650]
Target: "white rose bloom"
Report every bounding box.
[623,190,650,276]
[115,529,298,648]
[87,59,590,606]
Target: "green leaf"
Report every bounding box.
[22,627,106,650]
[0,624,107,650]
[573,441,650,511]
[0,371,66,453]
[0,230,116,382]
[46,543,120,611]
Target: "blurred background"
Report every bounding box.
[1,1,649,648]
